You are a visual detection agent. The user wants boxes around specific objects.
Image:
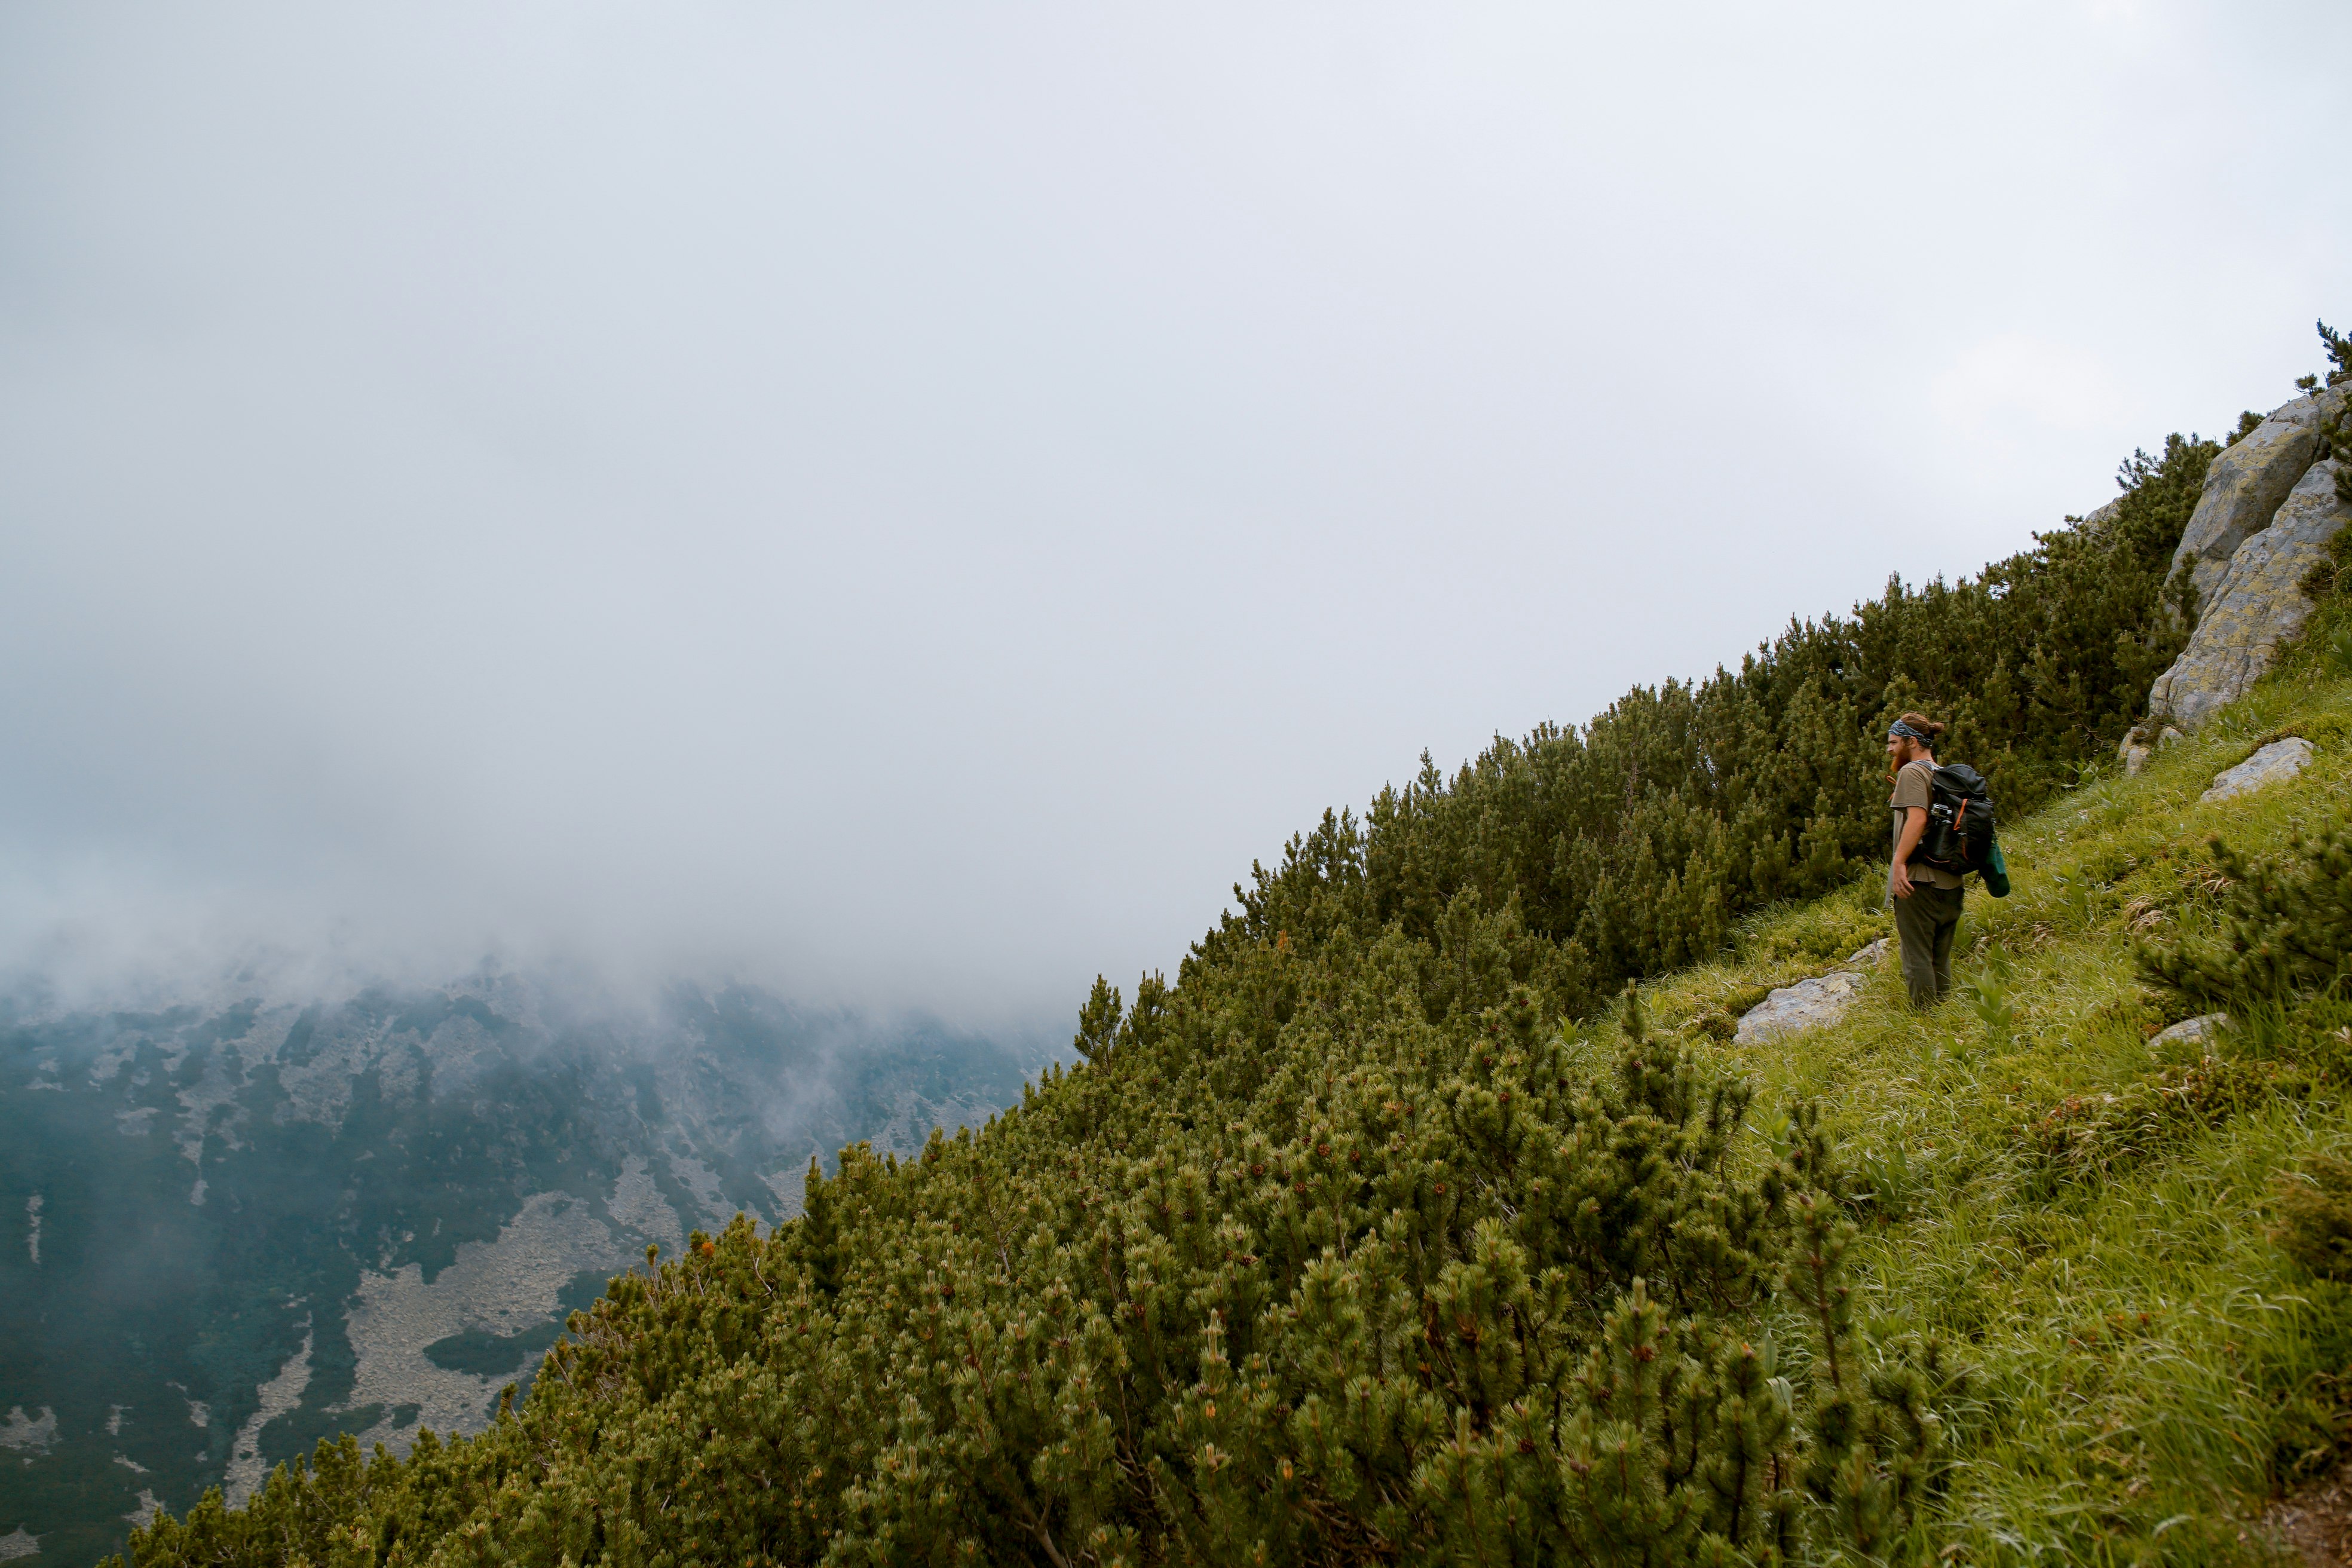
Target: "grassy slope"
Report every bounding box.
[1636,633,2352,1563]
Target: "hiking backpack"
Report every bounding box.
[1917,762,1998,877]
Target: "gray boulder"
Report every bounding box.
[2150,461,2350,730]
[2151,1013,2230,1048]
[2201,736,2315,803]
[1731,939,1897,1045]
[1734,970,1864,1046]
[2169,386,2346,607]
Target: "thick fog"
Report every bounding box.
[2,2,2346,1025]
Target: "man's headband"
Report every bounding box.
[1888,719,1933,743]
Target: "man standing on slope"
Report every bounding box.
[1886,712,1963,1006]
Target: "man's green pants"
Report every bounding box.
[1894,884,1964,1006]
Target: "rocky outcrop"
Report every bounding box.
[2149,460,2350,729]
[2129,385,2351,741]
[2169,386,2346,606]
[2201,736,2314,803]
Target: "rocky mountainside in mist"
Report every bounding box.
[0,978,1039,1566]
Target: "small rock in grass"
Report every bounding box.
[1734,972,1864,1046]
[2201,737,2314,804]
[2152,1013,2230,1047]
[1842,938,1893,971]
[2118,724,2184,777]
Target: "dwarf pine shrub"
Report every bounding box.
[1199,422,2218,1012]
[122,969,1963,1568]
[2022,1054,2305,1189]
[2140,817,2352,1011]
[2271,1154,2352,1282]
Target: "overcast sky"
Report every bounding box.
[1,1,2345,1024]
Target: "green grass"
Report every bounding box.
[1625,636,2352,1563]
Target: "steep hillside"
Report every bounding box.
[0,981,1032,1567]
[1643,653,2352,1560]
[111,648,2352,1568]
[99,339,2352,1566]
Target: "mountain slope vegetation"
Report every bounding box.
[0,984,1032,1567]
[116,396,2352,1565]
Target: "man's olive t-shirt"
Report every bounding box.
[1891,760,1965,892]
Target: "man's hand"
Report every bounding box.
[1889,805,1927,901]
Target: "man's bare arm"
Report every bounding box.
[1890,806,1928,898]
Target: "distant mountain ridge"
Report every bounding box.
[0,976,1039,1566]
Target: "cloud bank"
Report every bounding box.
[1,1,2346,1022]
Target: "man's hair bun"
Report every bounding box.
[1895,710,1946,739]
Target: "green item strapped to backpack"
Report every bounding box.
[1982,837,2010,898]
